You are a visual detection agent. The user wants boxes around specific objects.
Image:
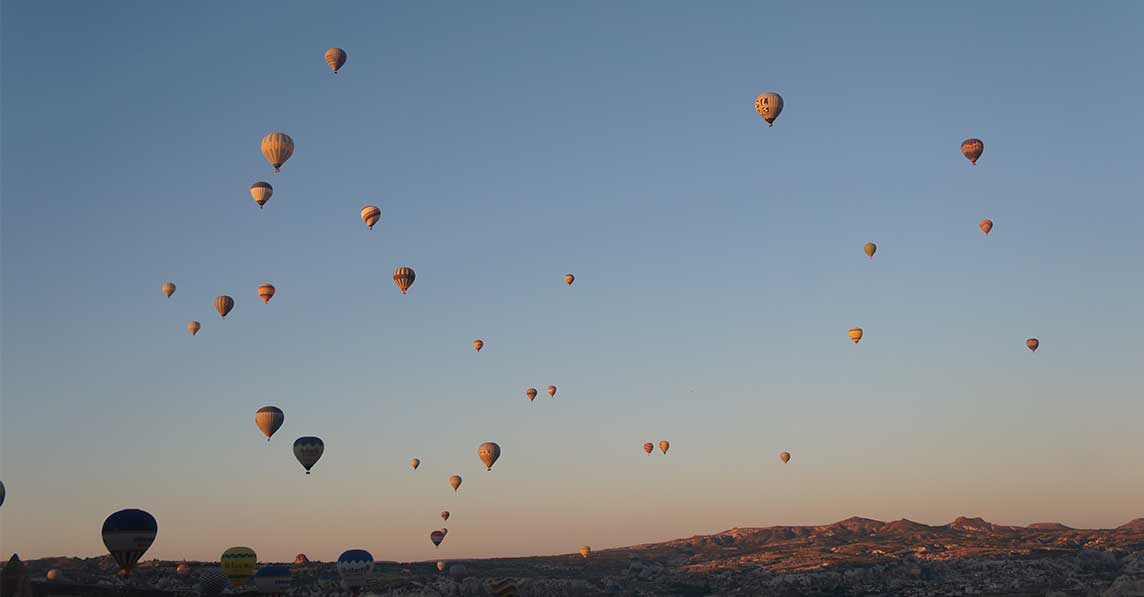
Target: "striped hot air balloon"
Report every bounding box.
[337,550,373,590]
[848,327,863,344]
[980,219,993,235]
[961,138,984,165]
[250,182,272,208]
[293,437,324,474]
[255,406,284,442]
[101,509,158,576]
[643,442,654,455]
[393,267,415,294]
[253,566,292,596]
[325,48,347,74]
[220,547,257,588]
[360,205,381,230]
[754,92,784,126]
[261,133,294,173]
[258,284,276,304]
[215,295,234,318]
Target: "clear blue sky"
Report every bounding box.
[2,1,1142,563]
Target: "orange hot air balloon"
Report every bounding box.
[360,205,381,230]
[258,284,276,304]
[441,511,450,522]
[753,92,784,127]
[250,182,272,208]
[393,267,415,294]
[325,48,347,74]
[579,546,591,559]
[261,132,295,173]
[410,458,420,470]
[473,339,484,352]
[848,327,863,344]
[526,388,538,402]
[1026,338,1039,352]
[643,442,654,455]
[779,451,791,463]
[658,440,669,454]
[961,138,984,165]
[215,295,235,318]
[449,475,462,492]
[478,442,501,471]
[188,321,201,336]
[162,282,176,298]
[547,385,557,398]
[980,219,993,235]
[564,273,575,286]
[863,243,877,259]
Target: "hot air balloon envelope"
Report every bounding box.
[336,550,374,589]
[101,509,158,576]
[293,437,325,474]
[478,442,501,470]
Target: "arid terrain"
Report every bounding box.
[5,516,1144,596]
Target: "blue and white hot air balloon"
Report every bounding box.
[101,509,158,576]
[254,565,293,595]
[336,549,374,591]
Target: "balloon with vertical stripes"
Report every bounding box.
[261,133,294,172]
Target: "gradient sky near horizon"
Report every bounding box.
[2,1,1142,564]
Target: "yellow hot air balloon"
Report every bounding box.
[754,92,784,127]
[961,138,983,165]
[980,219,993,235]
[449,475,462,492]
[250,182,272,208]
[579,546,591,559]
[221,547,257,588]
[1026,338,1039,352]
[215,295,235,318]
[864,243,877,259]
[162,282,176,298]
[478,442,501,471]
[258,284,275,304]
[361,205,381,230]
[261,132,294,173]
[325,48,347,74]
[393,267,415,294]
[658,440,669,454]
[780,451,791,464]
[473,339,484,352]
[848,327,863,344]
[188,321,201,336]
[526,388,537,402]
[546,385,557,398]
[410,458,420,470]
[564,273,575,286]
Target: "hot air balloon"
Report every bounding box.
[754,92,784,127]
[430,530,446,548]
[1026,338,1039,352]
[659,440,670,454]
[293,554,310,565]
[258,284,276,304]
[410,458,420,470]
[473,339,484,352]
[261,132,294,173]
[250,182,272,208]
[221,547,257,588]
[46,569,61,582]
[780,451,791,463]
[848,327,863,344]
[325,48,347,74]
[526,388,538,402]
[565,274,575,286]
[393,267,415,294]
[449,475,462,492]
[360,205,381,230]
[478,442,501,471]
[864,243,877,259]
[547,385,557,398]
[336,550,373,591]
[254,566,292,596]
[162,282,176,298]
[441,511,450,522]
[961,138,983,165]
[293,436,324,474]
[579,546,591,559]
[176,563,191,577]
[643,442,654,455]
[215,295,234,318]
[437,561,446,572]
[255,406,284,442]
[980,219,993,235]
[188,321,201,336]
[199,568,228,596]
[102,509,158,576]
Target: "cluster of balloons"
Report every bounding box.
[642,441,670,455]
